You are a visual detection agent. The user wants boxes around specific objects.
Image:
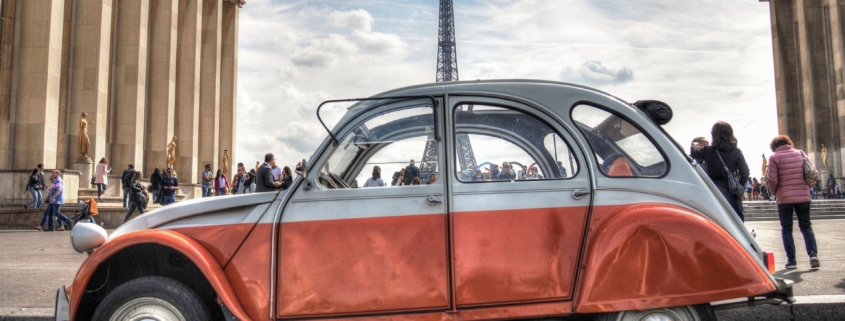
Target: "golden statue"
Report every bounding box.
[166,136,177,170]
[761,153,767,177]
[78,112,93,161]
[821,143,829,170]
[221,150,230,174]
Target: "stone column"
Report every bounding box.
[144,0,178,176]
[56,0,73,169]
[219,1,238,169]
[174,0,202,184]
[111,0,150,171]
[10,0,66,169]
[68,0,113,168]
[0,0,18,168]
[198,0,221,175]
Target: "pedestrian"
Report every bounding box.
[247,169,257,192]
[691,137,710,170]
[557,161,568,178]
[811,180,820,199]
[35,164,46,209]
[766,135,821,270]
[159,167,179,206]
[404,159,420,186]
[272,162,282,182]
[25,168,42,209]
[363,166,386,187]
[427,173,438,184]
[123,171,148,223]
[744,180,753,201]
[93,158,111,202]
[752,177,760,200]
[120,164,136,208]
[689,121,750,221]
[34,170,71,231]
[231,164,247,194]
[201,164,214,198]
[280,166,293,190]
[256,153,281,192]
[213,169,229,196]
[391,168,405,186]
[149,168,161,203]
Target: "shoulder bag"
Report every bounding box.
[716,150,745,197]
[800,150,818,186]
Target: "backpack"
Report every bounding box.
[121,169,134,187]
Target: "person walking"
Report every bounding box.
[159,167,179,206]
[404,159,420,186]
[34,170,71,231]
[690,121,750,221]
[149,168,162,203]
[123,171,148,223]
[256,153,281,192]
[35,164,46,209]
[213,169,229,196]
[201,164,213,198]
[767,135,821,270]
[94,158,111,202]
[25,168,42,209]
[120,164,136,208]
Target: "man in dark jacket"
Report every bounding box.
[403,159,419,186]
[159,168,179,206]
[120,164,136,208]
[36,164,46,209]
[256,153,281,192]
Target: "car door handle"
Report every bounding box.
[426,195,442,206]
[571,189,591,200]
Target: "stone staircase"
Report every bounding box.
[77,187,186,208]
[743,200,845,221]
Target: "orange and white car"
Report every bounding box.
[57,80,793,321]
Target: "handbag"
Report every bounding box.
[134,191,148,203]
[716,150,745,197]
[800,151,818,186]
[90,177,96,185]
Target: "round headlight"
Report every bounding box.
[71,223,108,253]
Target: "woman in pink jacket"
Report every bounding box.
[767,135,820,270]
[94,157,111,202]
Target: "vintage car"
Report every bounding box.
[57,80,793,321]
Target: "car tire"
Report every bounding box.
[596,304,716,321]
[91,276,211,321]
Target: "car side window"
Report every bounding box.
[571,104,667,178]
[319,105,439,189]
[453,104,578,182]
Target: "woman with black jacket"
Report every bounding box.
[149,168,161,203]
[123,171,147,223]
[690,121,750,221]
[280,166,293,190]
[25,168,41,209]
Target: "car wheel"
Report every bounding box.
[597,304,716,321]
[91,276,211,321]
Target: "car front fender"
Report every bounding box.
[69,229,251,321]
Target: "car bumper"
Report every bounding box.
[54,285,70,321]
[712,277,795,310]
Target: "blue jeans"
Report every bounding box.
[217,187,226,196]
[40,204,70,230]
[151,190,158,202]
[161,195,176,206]
[123,187,131,208]
[202,186,212,198]
[777,202,818,262]
[27,186,42,208]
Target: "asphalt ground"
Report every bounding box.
[1,219,844,320]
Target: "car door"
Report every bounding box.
[275,98,451,318]
[446,97,591,307]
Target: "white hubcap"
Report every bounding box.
[110,297,186,321]
[615,306,702,321]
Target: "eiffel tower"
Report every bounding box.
[420,0,477,180]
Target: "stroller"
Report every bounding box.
[70,199,98,229]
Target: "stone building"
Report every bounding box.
[0,0,243,197]
[762,0,845,180]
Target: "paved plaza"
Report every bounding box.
[1,218,844,320]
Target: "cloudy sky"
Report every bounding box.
[236,0,777,178]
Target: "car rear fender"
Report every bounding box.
[70,229,250,321]
[574,203,776,313]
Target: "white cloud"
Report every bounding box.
[328,9,374,32]
[561,61,634,86]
